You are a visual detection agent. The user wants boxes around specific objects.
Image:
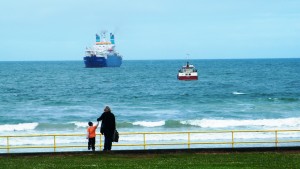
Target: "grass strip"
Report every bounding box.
[1,152,300,169]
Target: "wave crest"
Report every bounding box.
[132,121,165,127]
[0,123,38,131]
[232,91,246,95]
[181,118,300,128]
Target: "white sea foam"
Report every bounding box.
[0,123,38,132]
[232,91,246,95]
[70,121,90,128]
[181,117,300,128]
[69,121,101,128]
[132,121,165,127]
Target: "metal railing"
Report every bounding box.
[1,129,300,153]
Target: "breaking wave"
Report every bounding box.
[181,117,300,128]
[232,91,246,95]
[0,123,38,132]
[2,117,300,132]
[132,121,165,127]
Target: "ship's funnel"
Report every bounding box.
[110,33,115,44]
[96,34,100,42]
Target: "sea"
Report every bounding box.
[0,59,300,152]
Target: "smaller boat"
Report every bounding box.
[177,61,198,80]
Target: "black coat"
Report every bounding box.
[97,111,116,134]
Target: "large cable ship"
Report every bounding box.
[84,32,122,68]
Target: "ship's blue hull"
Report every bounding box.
[84,54,122,68]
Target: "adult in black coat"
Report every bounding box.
[97,106,116,151]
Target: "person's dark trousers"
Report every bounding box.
[104,132,113,151]
[88,137,96,151]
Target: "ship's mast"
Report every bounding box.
[186,53,190,67]
[101,31,107,42]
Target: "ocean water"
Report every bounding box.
[0,59,300,150]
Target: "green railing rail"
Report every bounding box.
[1,129,300,153]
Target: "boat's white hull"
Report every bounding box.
[177,72,198,80]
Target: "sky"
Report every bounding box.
[0,0,299,61]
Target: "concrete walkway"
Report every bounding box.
[1,146,300,157]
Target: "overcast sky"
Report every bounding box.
[0,0,299,61]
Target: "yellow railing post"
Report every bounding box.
[100,134,102,150]
[54,135,56,152]
[231,131,234,148]
[188,132,190,149]
[6,136,9,153]
[143,133,146,150]
[275,130,278,148]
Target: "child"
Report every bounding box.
[86,121,99,151]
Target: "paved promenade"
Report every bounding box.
[2,146,300,157]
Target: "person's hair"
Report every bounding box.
[104,106,111,112]
[88,122,93,126]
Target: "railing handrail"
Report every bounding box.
[1,129,300,137]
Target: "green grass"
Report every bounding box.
[1,152,300,169]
